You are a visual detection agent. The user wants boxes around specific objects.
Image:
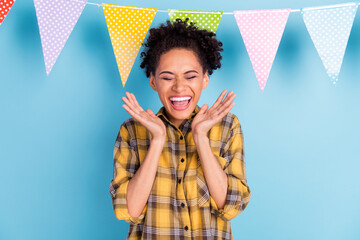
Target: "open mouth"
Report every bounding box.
[169,96,192,110]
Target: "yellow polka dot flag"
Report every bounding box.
[102,4,157,87]
[168,9,223,33]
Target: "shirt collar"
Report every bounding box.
[156,105,200,123]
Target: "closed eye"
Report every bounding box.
[162,76,196,80]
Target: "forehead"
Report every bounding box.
[156,48,203,73]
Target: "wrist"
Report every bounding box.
[193,133,209,145]
[151,135,166,145]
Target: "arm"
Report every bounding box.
[192,89,251,221]
[193,135,228,210]
[110,121,165,224]
[212,116,251,221]
[127,136,165,218]
[110,92,166,224]
[195,116,251,221]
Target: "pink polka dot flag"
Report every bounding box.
[33,0,87,76]
[0,0,15,25]
[234,9,290,92]
[102,4,157,87]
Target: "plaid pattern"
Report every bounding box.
[110,105,251,240]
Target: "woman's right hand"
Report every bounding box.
[122,92,166,141]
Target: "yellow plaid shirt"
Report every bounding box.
[110,105,251,239]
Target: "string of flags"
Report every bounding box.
[1,1,359,92]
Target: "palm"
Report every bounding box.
[191,90,236,137]
[122,92,166,139]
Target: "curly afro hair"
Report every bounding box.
[139,18,223,78]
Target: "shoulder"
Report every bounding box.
[119,117,149,140]
[218,112,243,141]
[208,111,242,140]
[121,117,137,130]
[219,111,241,130]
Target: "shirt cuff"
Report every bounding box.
[209,173,250,221]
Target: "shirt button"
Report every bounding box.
[184,226,188,231]
[180,136,183,140]
[178,179,181,184]
[181,158,184,163]
[181,203,185,208]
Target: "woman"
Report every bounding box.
[110,18,251,240]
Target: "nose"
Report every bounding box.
[172,77,187,92]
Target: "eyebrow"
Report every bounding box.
[159,70,199,75]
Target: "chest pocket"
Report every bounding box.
[196,162,210,208]
[196,154,228,208]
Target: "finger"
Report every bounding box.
[199,104,208,114]
[219,91,234,106]
[214,102,235,122]
[125,92,137,109]
[130,93,145,112]
[214,93,236,115]
[208,90,227,112]
[146,109,155,117]
[123,104,153,127]
[122,104,140,120]
[222,92,236,107]
[224,102,235,115]
[122,96,140,115]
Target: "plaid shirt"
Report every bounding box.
[110,105,251,240]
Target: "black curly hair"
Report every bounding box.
[139,18,223,78]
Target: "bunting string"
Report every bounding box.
[1,0,359,91]
[71,0,360,13]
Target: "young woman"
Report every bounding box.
[110,18,251,240]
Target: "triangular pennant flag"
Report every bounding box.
[103,4,157,87]
[234,9,290,92]
[168,9,223,33]
[33,0,87,76]
[0,0,15,25]
[301,3,358,84]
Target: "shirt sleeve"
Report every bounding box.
[109,121,148,225]
[209,116,251,221]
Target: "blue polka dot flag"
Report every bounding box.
[301,3,358,85]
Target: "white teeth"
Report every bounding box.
[170,96,191,101]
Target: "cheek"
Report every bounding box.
[191,82,204,96]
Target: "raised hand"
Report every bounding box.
[191,90,236,138]
[122,92,166,141]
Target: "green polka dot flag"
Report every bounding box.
[168,9,223,33]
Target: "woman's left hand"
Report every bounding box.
[191,90,236,138]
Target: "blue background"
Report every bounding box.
[1,0,360,239]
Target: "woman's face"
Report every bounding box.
[150,48,209,128]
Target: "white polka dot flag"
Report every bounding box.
[102,4,157,87]
[33,0,87,76]
[301,3,358,85]
[168,9,223,33]
[0,0,15,26]
[234,9,290,92]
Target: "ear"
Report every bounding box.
[202,70,209,90]
[149,72,157,91]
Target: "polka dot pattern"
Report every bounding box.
[168,9,223,33]
[234,9,290,92]
[301,3,358,85]
[0,0,15,25]
[34,0,87,76]
[103,4,157,87]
